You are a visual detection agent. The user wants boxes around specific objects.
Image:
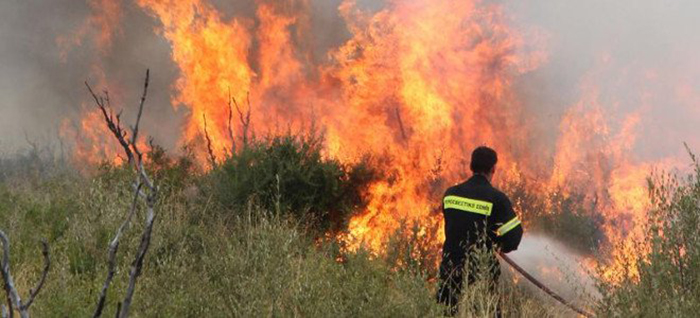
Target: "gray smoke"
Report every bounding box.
[506,0,700,161]
[502,234,598,314]
[0,0,181,153]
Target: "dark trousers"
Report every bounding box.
[436,256,501,316]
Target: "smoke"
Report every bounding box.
[503,234,598,313]
[505,0,700,162]
[0,0,181,153]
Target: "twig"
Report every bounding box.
[19,240,49,311]
[394,107,408,143]
[227,88,236,155]
[0,231,21,318]
[233,92,252,148]
[202,113,217,167]
[92,183,143,318]
[85,83,134,163]
[118,190,156,318]
[130,69,150,162]
[115,303,121,318]
[1,231,48,318]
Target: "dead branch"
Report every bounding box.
[2,304,7,318]
[233,92,252,148]
[20,240,49,311]
[87,69,158,318]
[394,107,408,143]
[92,183,143,318]
[0,230,20,318]
[85,83,134,163]
[130,70,150,162]
[118,190,156,318]
[227,88,236,155]
[202,114,217,167]
[0,231,50,318]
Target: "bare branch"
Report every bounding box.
[233,92,252,148]
[202,113,217,167]
[202,114,217,166]
[19,241,49,311]
[1,304,7,318]
[93,182,143,318]
[0,231,22,318]
[118,194,156,318]
[85,82,134,163]
[22,132,38,155]
[394,107,408,143]
[89,69,159,318]
[115,303,121,318]
[2,285,10,318]
[130,70,150,162]
[227,88,236,155]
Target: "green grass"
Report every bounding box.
[0,146,558,317]
[4,139,695,317]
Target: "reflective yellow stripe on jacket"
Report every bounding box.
[443,195,493,216]
[496,217,521,236]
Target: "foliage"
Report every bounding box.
[207,131,376,233]
[595,148,700,317]
[0,172,441,317]
[0,148,565,317]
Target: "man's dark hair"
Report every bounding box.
[470,146,498,174]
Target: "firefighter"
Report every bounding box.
[436,146,523,315]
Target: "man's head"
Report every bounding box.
[470,146,498,180]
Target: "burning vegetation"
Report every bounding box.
[62,0,675,281]
[1,0,699,316]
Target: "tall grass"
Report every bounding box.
[0,135,565,317]
[0,165,442,316]
[595,148,700,316]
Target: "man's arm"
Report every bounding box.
[492,193,523,253]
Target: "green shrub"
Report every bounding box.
[595,148,700,316]
[208,131,376,232]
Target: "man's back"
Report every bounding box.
[441,174,522,263]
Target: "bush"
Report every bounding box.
[595,148,700,316]
[208,131,376,232]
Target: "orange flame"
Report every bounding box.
[60,0,695,285]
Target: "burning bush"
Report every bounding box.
[206,131,376,232]
[596,147,700,316]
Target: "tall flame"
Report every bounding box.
[132,0,545,252]
[59,0,696,284]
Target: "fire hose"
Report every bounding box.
[498,252,595,318]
